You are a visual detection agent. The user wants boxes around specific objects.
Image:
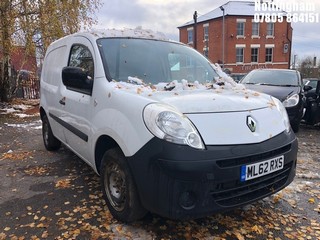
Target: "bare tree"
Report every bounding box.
[298,56,320,79]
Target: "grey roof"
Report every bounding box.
[178,1,285,28]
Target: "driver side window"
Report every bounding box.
[69,45,94,80]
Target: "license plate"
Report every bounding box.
[240,155,284,182]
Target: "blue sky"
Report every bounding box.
[95,0,320,65]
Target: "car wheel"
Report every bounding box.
[42,114,61,151]
[100,148,147,222]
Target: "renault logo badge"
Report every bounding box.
[247,116,256,132]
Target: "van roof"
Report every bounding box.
[47,28,174,50]
[78,27,169,41]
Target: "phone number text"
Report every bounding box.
[254,13,319,23]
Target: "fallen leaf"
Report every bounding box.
[36,223,45,228]
[24,166,47,175]
[41,231,48,238]
[0,151,33,161]
[251,225,263,234]
[0,233,7,240]
[55,179,71,189]
[234,231,245,240]
[308,198,315,204]
[273,194,282,203]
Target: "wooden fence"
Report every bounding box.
[18,76,40,99]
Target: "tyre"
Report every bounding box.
[100,148,147,222]
[42,114,61,151]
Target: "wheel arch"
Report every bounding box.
[94,135,119,175]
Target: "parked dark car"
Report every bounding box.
[240,69,307,132]
[303,78,320,125]
[303,78,319,98]
[230,73,246,82]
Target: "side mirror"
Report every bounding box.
[62,67,93,95]
[304,85,313,92]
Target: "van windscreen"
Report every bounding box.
[97,38,218,85]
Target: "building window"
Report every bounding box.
[237,22,245,36]
[265,48,273,62]
[252,22,259,36]
[251,48,259,62]
[236,47,244,63]
[187,29,193,44]
[204,25,209,41]
[267,23,274,36]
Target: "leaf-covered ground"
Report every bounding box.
[0,101,319,239]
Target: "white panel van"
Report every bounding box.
[40,28,297,222]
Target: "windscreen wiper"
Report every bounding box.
[255,83,279,86]
[277,84,299,87]
[244,82,274,85]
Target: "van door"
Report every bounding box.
[60,38,95,163]
[42,45,68,144]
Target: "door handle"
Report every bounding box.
[59,97,66,105]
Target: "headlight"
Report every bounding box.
[143,103,205,149]
[272,97,290,133]
[282,93,299,107]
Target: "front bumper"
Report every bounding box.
[127,130,298,219]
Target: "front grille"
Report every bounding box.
[210,162,292,207]
[216,144,292,168]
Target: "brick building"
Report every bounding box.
[0,46,37,74]
[0,46,38,98]
[178,1,293,75]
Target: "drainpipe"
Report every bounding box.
[220,6,225,69]
[286,21,292,69]
[193,11,197,50]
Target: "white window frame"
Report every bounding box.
[203,23,209,42]
[236,19,246,38]
[252,21,260,38]
[251,47,259,63]
[266,23,274,38]
[237,22,245,38]
[265,47,273,63]
[187,27,193,44]
[236,44,245,63]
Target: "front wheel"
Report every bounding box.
[42,114,61,151]
[100,148,147,222]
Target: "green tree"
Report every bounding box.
[0,0,101,102]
